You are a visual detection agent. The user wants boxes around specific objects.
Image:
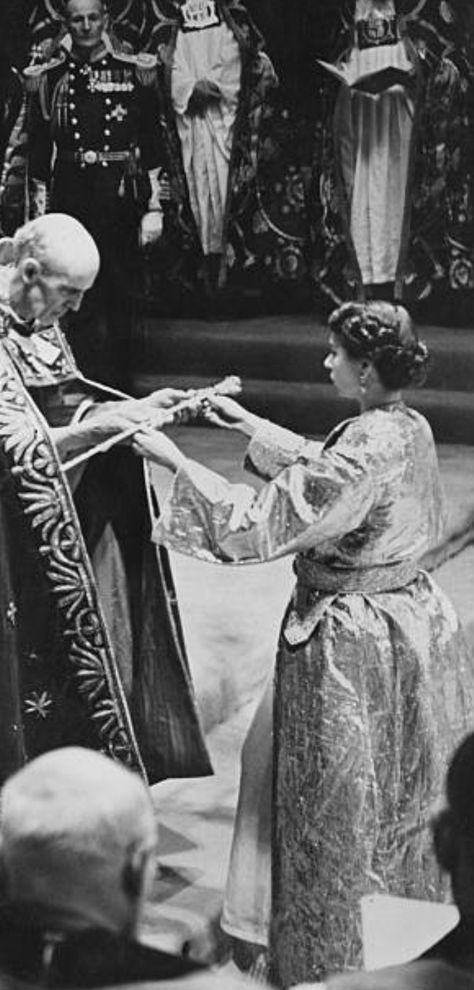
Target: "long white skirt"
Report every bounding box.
[335,83,414,285]
[221,674,273,946]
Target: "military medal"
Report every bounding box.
[110,103,128,122]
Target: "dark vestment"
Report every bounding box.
[0,294,211,785]
[0,907,204,988]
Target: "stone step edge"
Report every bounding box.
[136,322,474,392]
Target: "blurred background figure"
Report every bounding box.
[0,47,22,186]
[310,0,474,325]
[144,0,277,310]
[22,0,165,390]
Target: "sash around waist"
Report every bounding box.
[294,557,419,595]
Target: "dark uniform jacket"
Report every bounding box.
[0,906,204,988]
[27,34,162,232]
[23,33,164,384]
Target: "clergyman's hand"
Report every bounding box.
[52,409,135,461]
[146,387,189,409]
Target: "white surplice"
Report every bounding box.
[171,20,242,254]
[333,0,415,285]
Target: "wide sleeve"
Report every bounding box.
[245,419,323,480]
[152,423,374,564]
[170,36,196,115]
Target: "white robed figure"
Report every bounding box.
[171,0,242,256]
[323,0,416,290]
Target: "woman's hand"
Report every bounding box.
[203,395,262,437]
[132,429,187,473]
[104,389,187,426]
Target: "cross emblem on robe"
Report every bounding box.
[110,104,128,122]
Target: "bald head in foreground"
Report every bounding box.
[0,748,253,990]
[0,747,156,937]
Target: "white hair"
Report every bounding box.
[0,748,155,911]
[12,214,100,278]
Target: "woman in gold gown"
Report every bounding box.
[133,302,474,986]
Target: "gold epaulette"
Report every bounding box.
[23,53,66,93]
[113,50,158,85]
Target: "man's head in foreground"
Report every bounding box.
[8,214,100,327]
[0,747,156,937]
[433,732,474,920]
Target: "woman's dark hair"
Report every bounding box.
[328,301,429,390]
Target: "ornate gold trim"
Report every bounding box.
[0,341,146,778]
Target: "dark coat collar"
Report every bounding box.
[0,906,204,987]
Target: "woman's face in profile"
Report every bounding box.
[324,332,362,399]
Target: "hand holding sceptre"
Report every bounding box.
[133,393,265,470]
[62,376,243,473]
[200,394,263,438]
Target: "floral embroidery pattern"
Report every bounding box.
[0,334,145,776]
[24,690,53,720]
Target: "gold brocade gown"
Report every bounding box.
[153,403,474,985]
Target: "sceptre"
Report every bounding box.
[62,375,242,473]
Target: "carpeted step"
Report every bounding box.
[134,372,474,444]
[136,316,474,391]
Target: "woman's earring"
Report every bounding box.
[359,372,367,393]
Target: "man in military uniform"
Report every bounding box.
[25,0,165,389]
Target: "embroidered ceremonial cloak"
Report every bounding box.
[151,405,474,984]
[0,272,211,785]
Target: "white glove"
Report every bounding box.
[139,210,163,248]
[31,178,48,218]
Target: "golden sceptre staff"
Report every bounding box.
[62,375,242,473]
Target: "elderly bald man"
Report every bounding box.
[0,213,210,785]
[0,747,205,986]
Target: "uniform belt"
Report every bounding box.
[59,149,134,166]
[294,556,419,594]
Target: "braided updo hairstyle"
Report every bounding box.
[328,302,429,390]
